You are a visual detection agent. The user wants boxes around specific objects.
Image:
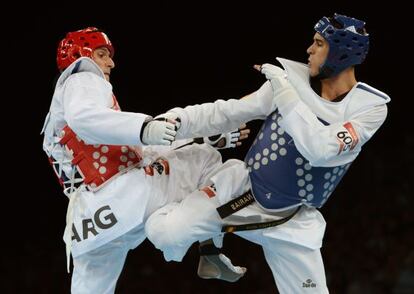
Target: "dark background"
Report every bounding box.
[5,2,413,293]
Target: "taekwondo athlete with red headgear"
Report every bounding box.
[41,27,247,293]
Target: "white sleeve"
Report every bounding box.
[141,138,194,156]
[63,73,150,146]
[172,81,275,139]
[276,88,388,167]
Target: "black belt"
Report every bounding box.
[221,206,301,233]
[216,190,301,233]
[216,190,255,218]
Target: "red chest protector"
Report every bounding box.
[59,95,142,191]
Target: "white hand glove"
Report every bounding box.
[154,112,181,130]
[260,63,289,90]
[258,63,299,115]
[141,119,177,145]
[203,129,241,149]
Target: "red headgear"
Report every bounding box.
[56,27,114,71]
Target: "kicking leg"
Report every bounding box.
[145,189,222,262]
[197,238,247,282]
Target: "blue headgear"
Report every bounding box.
[314,13,369,78]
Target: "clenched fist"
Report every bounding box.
[141,119,177,145]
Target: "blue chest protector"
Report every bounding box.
[245,110,351,210]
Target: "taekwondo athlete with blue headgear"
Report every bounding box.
[145,13,391,293]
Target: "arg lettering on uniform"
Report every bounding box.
[71,205,118,242]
